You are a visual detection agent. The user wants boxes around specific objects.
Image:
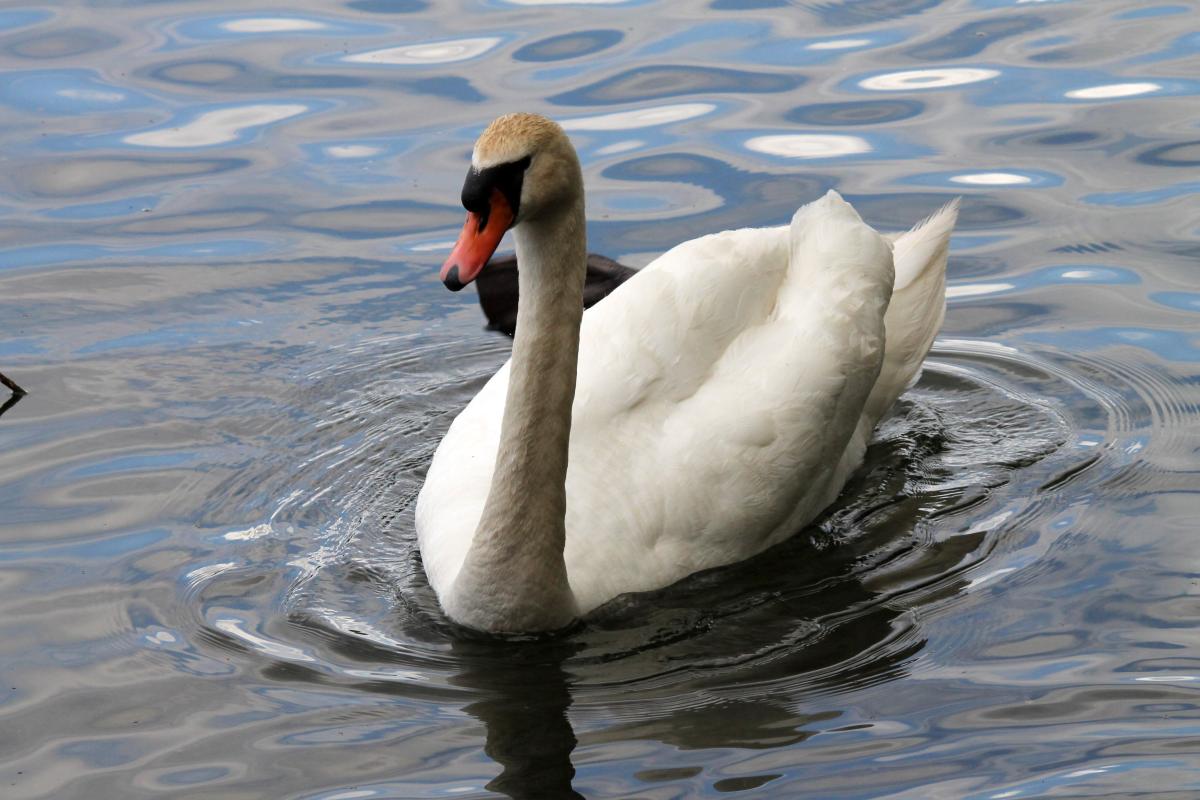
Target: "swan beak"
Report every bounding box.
[441,188,515,292]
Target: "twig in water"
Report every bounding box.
[0,370,25,397]
[0,393,19,419]
[0,371,25,419]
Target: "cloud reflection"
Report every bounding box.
[213,617,315,662]
[1065,82,1161,99]
[221,18,328,33]
[947,265,1140,300]
[745,134,871,158]
[860,68,1000,91]
[948,282,1016,298]
[344,37,501,65]
[326,144,383,158]
[561,102,714,131]
[125,104,308,147]
[950,172,1034,185]
[595,139,644,155]
[808,38,872,50]
[58,88,125,103]
[902,168,1060,189]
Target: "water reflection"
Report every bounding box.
[324,144,384,159]
[859,67,1001,90]
[453,638,584,799]
[513,30,623,62]
[503,0,639,4]
[904,14,1044,59]
[745,133,872,159]
[550,65,801,105]
[220,17,330,34]
[560,102,715,130]
[902,169,1062,189]
[0,69,147,114]
[343,37,504,65]
[346,0,428,12]
[173,13,388,41]
[13,155,248,198]
[785,99,924,126]
[4,26,119,59]
[3,0,1200,796]
[1066,81,1161,99]
[950,172,1033,186]
[123,104,310,148]
[808,37,873,50]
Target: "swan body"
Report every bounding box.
[416,114,957,632]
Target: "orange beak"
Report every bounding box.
[440,188,515,291]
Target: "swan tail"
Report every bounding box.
[781,190,894,307]
[867,198,959,419]
[890,198,960,291]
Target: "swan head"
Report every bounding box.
[441,113,580,291]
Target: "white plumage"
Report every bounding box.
[418,188,958,620]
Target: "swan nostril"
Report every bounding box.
[443,265,465,292]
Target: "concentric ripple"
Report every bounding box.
[175,334,1156,717]
[4,0,1200,796]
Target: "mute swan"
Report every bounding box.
[417,113,958,633]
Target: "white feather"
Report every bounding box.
[417,190,957,615]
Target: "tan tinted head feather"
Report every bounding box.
[473,113,564,169]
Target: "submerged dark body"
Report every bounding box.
[475,253,637,335]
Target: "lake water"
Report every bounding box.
[2,1,1199,797]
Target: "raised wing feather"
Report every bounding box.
[562,192,895,610]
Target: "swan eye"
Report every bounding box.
[462,155,532,219]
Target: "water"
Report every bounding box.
[2,1,1199,797]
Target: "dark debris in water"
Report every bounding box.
[0,371,26,419]
[0,370,25,396]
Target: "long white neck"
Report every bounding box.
[445,194,587,633]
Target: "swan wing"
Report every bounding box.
[827,199,959,515]
[562,191,896,610]
[869,199,959,419]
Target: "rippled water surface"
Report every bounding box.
[3,1,1200,797]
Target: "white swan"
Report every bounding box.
[416,113,958,633]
